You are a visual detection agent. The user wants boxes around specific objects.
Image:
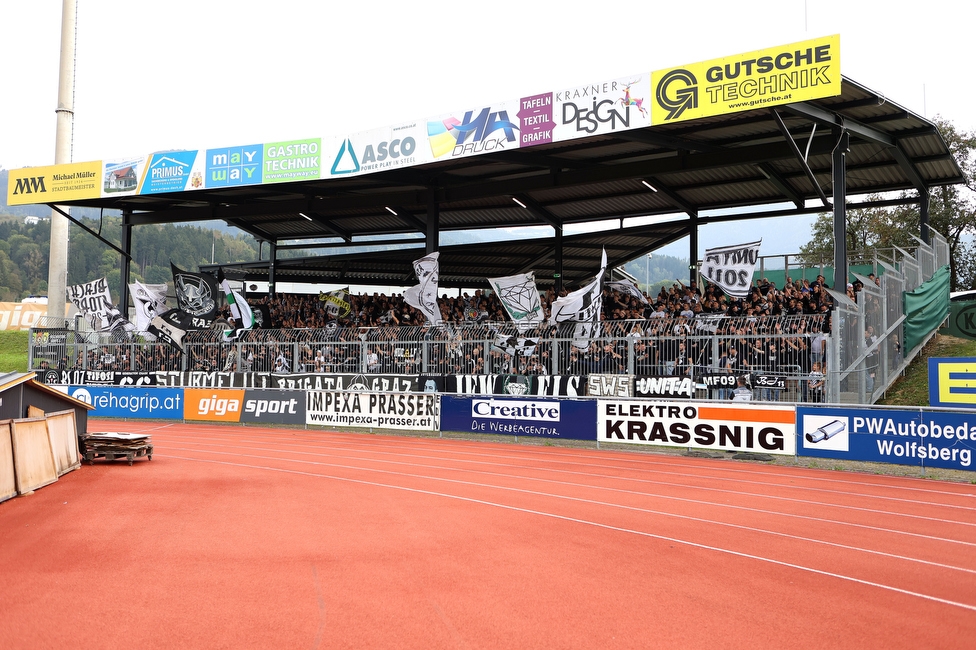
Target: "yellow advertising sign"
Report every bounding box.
[651,35,840,125]
[6,160,102,206]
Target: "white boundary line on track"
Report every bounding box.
[163,452,976,613]
[127,423,976,498]
[157,434,976,530]
[163,443,976,576]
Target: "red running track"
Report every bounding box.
[2,419,975,649]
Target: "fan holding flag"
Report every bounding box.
[217,268,254,340]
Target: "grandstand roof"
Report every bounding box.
[53,76,964,289]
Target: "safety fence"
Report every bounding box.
[31,314,832,404]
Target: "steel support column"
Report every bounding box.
[426,192,439,254]
[919,189,931,244]
[832,128,850,290]
[269,242,277,297]
[554,224,563,294]
[119,210,132,315]
[689,214,699,284]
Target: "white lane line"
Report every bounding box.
[165,452,976,614]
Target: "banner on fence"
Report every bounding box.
[40,370,158,386]
[441,395,597,440]
[634,375,695,398]
[587,374,633,397]
[797,406,975,471]
[270,373,420,392]
[306,391,438,430]
[68,386,184,419]
[598,400,795,454]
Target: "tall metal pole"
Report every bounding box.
[47,0,76,321]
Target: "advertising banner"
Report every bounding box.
[517,93,554,147]
[327,123,427,177]
[797,406,976,471]
[306,391,439,431]
[182,388,305,424]
[599,400,796,454]
[68,385,184,420]
[6,161,102,205]
[102,156,147,197]
[553,74,650,142]
[154,371,271,388]
[929,357,976,408]
[205,143,263,188]
[262,138,322,183]
[947,300,976,340]
[651,35,840,125]
[426,102,520,161]
[441,395,596,440]
[0,303,61,331]
[139,150,203,194]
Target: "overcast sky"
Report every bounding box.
[2,1,973,261]
[3,0,973,169]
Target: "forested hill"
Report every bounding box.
[0,213,258,302]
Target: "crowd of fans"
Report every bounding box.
[39,273,871,403]
[237,273,847,331]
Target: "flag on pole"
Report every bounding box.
[549,249,607,350]
[217,268,253,340]
[404,252,441,325]
[606,279,649,305]
[171,263,219,328]
[128,281,168,332]
[488,272,544,332]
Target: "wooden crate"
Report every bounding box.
[0,420,15,502]
[10,417,58,494]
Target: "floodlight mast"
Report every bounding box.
[47,0,76,321]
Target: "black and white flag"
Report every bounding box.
[67,277,134,338]
[171,263,219,328]
[488,272,544,332]
[700,240,761,298]
[404,252,441,325]
[128,281,168,333]
[319,287,351,318]
[549,249,607,350]
[606,279,649,305]
[148,308,192,352]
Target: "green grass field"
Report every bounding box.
[0,330,29,373]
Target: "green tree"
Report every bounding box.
[799,117,976,290]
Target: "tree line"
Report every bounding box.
[0,215,259,302]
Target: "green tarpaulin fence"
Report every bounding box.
[903,265,950,352]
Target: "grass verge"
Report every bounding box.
[0,330,29,373]
[878,332,976,407]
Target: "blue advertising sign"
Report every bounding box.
[928,357,976,408]
[441,395,597,440]
[140,150,199,194]
[797,405,976,471]
[68,385,184,420]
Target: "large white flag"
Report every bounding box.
[488,271,544,332]
[701,239,761,298]
[404,252,441,325]
[67,277,133,337]
[549,249,607,350]
[128,281,168,332]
